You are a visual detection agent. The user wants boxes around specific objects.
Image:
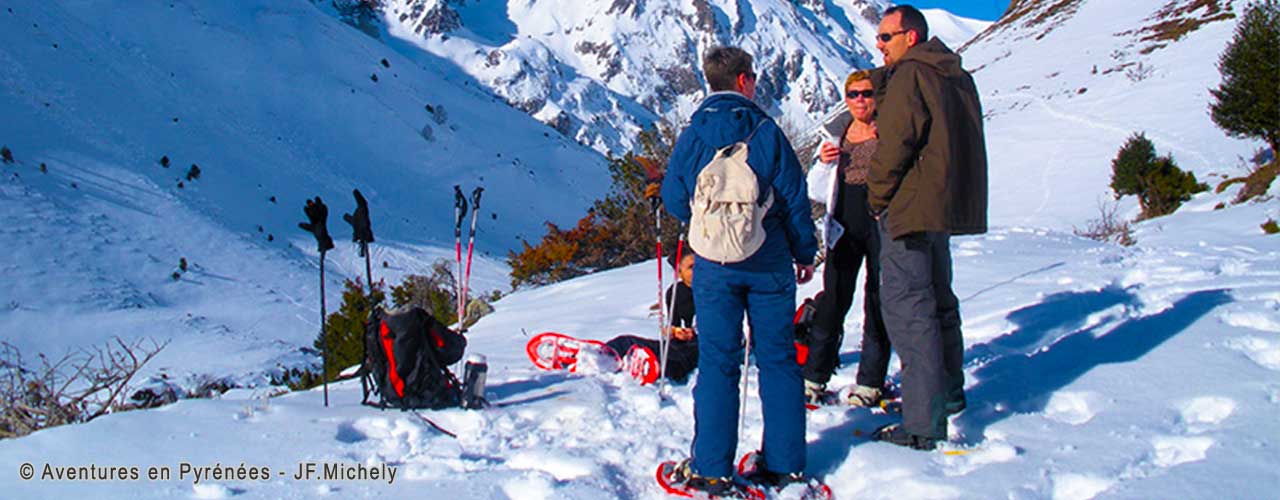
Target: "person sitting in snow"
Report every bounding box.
[605,251,699,381]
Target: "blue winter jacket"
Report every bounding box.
[661,92,818,270]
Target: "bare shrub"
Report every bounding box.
[1,338,167,439]
[1125,61,1155,82]
[1075,200,1135,246]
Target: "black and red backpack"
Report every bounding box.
[360,305,466,410]
[793,292,822,366]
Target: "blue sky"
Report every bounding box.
[902,0,1012,21]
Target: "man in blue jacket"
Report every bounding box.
[660,46,818,495]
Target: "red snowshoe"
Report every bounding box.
[525,332,620,373]
[624,345,660,385]
[655,460,764,499]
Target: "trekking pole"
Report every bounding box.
[659,233,684,382]
[320,254,329,407]
[453,185,468,326]
[460,186,484,332]
[639,156,673,393]
[362,242,373,295]
[738,326,752,441]
[299,197,335,407]
[651,196,668,392]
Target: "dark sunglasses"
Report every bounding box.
[877,30,908,42]
[846,89,874,99]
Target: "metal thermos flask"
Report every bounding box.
[462,354,488,409]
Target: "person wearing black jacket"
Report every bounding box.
[606,252,699,381]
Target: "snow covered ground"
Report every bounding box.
[2,0,1278,498]
[3,185,1277,499]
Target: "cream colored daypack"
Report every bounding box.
[688,121,773,263]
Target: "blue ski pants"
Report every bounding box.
[690,257,806,477]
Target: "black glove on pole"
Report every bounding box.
[298,196,334,407]
[299,197,336,253]
[343,189,375,290]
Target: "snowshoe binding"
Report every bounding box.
[806,382,902,413]
[657,459,764,499]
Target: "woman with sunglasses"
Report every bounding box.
[801,69,892,408]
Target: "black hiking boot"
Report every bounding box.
[740,449,815,488]
[739,451,833,500]
[872,423,938,451]
[672,459,748,498]
[743,467,808,489]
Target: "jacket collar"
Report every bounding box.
[698,91,759,112]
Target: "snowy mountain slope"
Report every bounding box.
[920,7,992,49]
[373,1,991,156]
[379,0,900,154]
[2,185,1275,499]
[0,0,607,383]
[959,0,1261,230]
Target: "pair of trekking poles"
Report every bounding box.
[300,187,484,407]
[453,186,484,332]
[299,189,375,407]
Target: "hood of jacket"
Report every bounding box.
[896,37,966,80]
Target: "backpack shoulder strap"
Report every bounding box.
[744,118,769,145]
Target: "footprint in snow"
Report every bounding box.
[507,449,597,480]
[501,472,555,500]
[1224,336,1280,371]
[1218,309,1280,333]
[1176,396,1235,434]
[936,439,1019,476]
[1116,434,1216,483]
[1150,435,1215,468]
[1049,473,1115,500]
[191,483,241,499]
[1042,391,1101,425]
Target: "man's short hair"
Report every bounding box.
[885,5,929,42]
[703,46,754,92]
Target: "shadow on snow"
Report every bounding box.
[807,286,1230,466]
[955,288,1231,442]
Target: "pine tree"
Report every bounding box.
[1110,133,1207,219]
[1210,1,1279,155]
[314,279,384,381]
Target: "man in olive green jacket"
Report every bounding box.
[866,4,988,450]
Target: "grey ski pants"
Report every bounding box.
[877,215,965,439]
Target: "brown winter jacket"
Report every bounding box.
[868,38,988,239]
